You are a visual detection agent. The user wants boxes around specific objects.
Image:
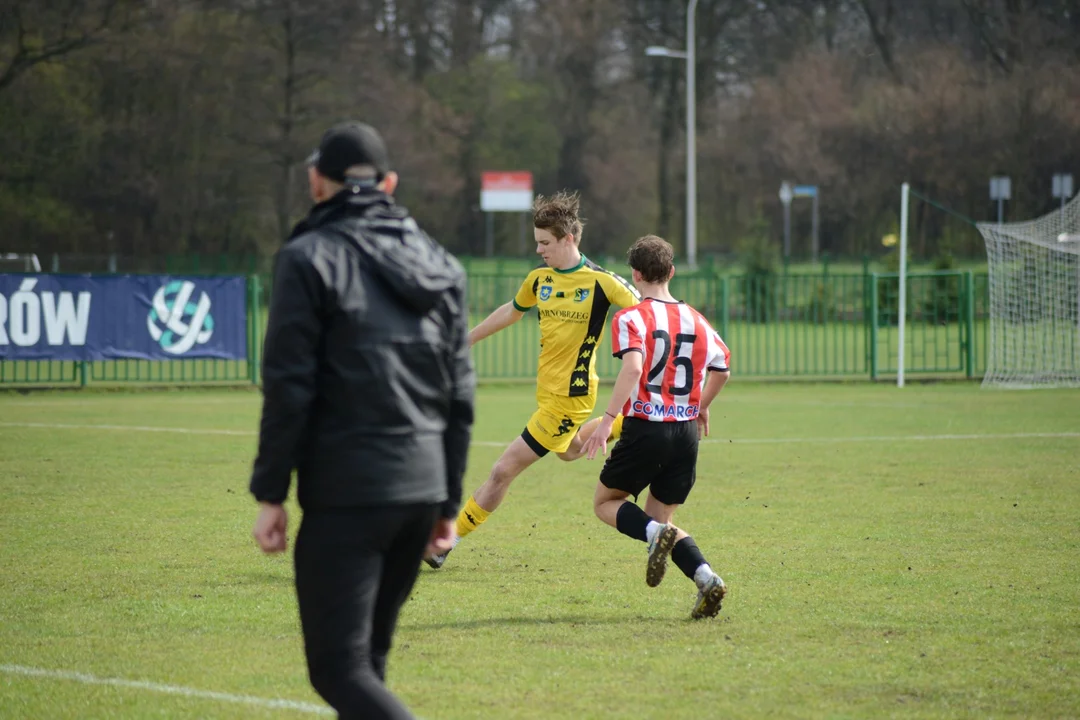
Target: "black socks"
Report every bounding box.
[615,502,651,542]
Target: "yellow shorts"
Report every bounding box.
[521,389,625,456]
[523,388,596,455]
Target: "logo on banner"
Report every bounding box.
[147,281,214,355]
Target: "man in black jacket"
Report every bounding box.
[250,121,475,720]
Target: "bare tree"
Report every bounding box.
[226,0,353,242]
[856,0,901,80]
[0,0,134,93]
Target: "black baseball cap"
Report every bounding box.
[306,122,390,183]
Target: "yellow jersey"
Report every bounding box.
[513,255,640,399]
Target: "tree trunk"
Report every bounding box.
[276,6,297,243]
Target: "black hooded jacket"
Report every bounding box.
[249,188,475,518]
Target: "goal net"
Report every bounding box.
[977,195,1080,388]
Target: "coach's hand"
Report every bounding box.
[697,408,710,439]
[253,502,288,553]
[426,518,456,558]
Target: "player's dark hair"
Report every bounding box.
[627,235,674,284]
[533,191,584,242]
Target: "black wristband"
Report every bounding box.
[605,411,618,420]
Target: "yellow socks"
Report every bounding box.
[455,496,491,538]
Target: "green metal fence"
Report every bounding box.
[471,270,990,382]
[1,270,989,387]
[869,271,987,379]
[0,276,262,387]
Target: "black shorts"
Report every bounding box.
[599,417,699,505]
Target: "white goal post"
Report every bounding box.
[976,195,1080,388]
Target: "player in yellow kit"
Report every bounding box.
[426,191,639,568]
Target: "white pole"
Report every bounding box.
[898,182,909,388]
[685,0,699,270]
[1074,241,1080,333]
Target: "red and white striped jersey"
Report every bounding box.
[610,299,730,422]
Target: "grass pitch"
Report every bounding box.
[1,382,1078,719]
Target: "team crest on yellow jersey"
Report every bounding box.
[513,255,641,398]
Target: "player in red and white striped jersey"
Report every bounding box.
[610,287,730,423]
[581,235,731,619]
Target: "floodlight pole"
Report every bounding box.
[685,0,698,270]
[644,0,699,270]
[898,182,909,389]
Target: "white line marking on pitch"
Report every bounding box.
[1,421,1077,446]
[0,397,258,407]
[0,421,253,436]
[0,664,333,715]
[695,432,1080,445]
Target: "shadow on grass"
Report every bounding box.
[236,571,294,586]
[401,614,686,631]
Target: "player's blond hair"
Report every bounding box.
[533,191,584,243]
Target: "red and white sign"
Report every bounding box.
[481,171,533,212]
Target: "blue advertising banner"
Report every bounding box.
[0,274,248,361]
